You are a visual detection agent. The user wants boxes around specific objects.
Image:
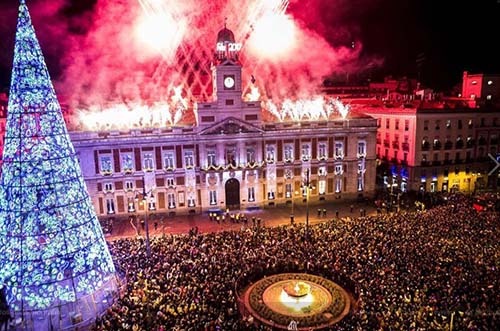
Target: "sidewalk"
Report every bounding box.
[104,198,378,241]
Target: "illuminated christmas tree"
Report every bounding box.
[0,1,117,328]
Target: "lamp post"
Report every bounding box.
[135,176,154,258]
[303,169,313,248]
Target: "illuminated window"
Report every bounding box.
[468,119,473,128]
[266,145,275,162]
[335,178,342,193]
[285,183,292,198]
[318,180,326,195]
[166,177,175,188]
[334,164,343,175]
[163,152,175,169]
[187,196,196,207]
[284,144,294,162]
[267,191,275,200]
[246,147,255,164]
[148,195,156,211]
[209,190,217,205]
[100,155,113,174]
[167,193,175,209]
[318,142,327,159]
[357,176,364,191]
[357,141,366,158]
[301,144,311,161]
[103,182,113,192]
[334,141,344,159]
[446,120,451,129]
[487,80,493,85]
[121,153,134,173]
[184,150,194,168]
[248,187,255,202]
[207,150,217,167]
[127,198,135,212]
[318,166,327,176]
[106,198,115,214]
[125,181,134,191]
[472,80,477,85]
[143,153,154,171]
[486,95,492,100]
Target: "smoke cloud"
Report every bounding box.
[2,0,384,109]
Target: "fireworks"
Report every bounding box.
[265,96,350,122]
[70,0,356,129]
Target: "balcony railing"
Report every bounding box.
[421,143,430,151]
[444,142,453,150]
[433,143,441,150]
[443,159,453,165]
[421,161,429,166]
[432,160,441,166]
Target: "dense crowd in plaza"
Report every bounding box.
[93,193,499,331]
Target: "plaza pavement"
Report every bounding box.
[104,198,379,241]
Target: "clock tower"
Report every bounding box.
[196,24,261,127]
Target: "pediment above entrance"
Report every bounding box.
[199,117,263,135]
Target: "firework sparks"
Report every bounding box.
[58,0,363,130]
[265,97,350,122]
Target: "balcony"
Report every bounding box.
[421,142,430,151]
[465,157,473,163]
[478,138,487,146]
[390,158,399,164]
[402,142,410,151]
[421,161,429,166]
[443,159,453,165]
[433,142,442,150]
[454,158,462,164]
[432,160,441,166]
[401,160,408,166]
[444,142,453,150]
[456,141,464,149]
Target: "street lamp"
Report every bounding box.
[135,176,155,258]
[302,169,313,249]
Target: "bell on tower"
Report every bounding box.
[215,19,241,63]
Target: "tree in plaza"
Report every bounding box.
[0,1,117,328]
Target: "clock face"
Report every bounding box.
[224,76,235,89]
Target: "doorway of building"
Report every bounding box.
[225,178,240,210]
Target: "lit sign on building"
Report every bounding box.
[216,42,242,52]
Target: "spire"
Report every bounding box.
[0,1,117,328]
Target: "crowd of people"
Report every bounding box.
[93,193,499,330]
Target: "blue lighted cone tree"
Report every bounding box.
[0,1,117,328]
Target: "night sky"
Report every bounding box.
[0,0,499,93]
